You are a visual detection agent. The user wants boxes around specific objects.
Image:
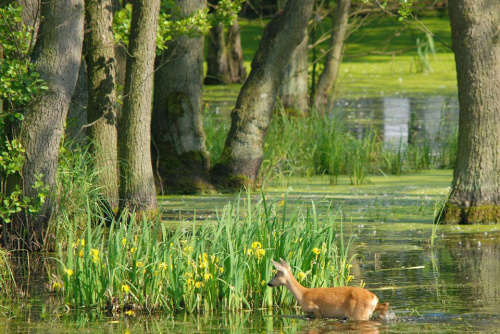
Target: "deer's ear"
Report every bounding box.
[279,258,291,271]
[272,259,287,272]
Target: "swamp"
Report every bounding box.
[1,1,500,334]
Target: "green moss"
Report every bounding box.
[440,202,500,225]
[167,92,191,117]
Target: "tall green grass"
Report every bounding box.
[0,248,16,298]
[205,109,458,186]
[53,192,355,313]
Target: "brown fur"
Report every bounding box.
[268,259,389,321]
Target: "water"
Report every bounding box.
[334,95,459,147]
[206,92,459,148]
[2,172,500,333]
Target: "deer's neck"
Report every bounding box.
[285,275,308,304]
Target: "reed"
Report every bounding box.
[54,192,356,313]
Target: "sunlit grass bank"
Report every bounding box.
[205,15,456,109]
[53,193,354,313]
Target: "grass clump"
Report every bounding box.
[256,110,458,186]
[0,248,16,298]
[53,192,355,313]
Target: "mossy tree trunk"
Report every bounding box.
[279,31,309,114]
[5,0,84,250]
[440,0,500,224]
[211,0,314,190]
[119,0,159,213]
[152,0,213,194]
[313,0,350,111]
[85,0,119,209]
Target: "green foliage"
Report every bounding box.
[0,5,49,225]
[0,4,47,111]
[54,192,355,312]
[114,0,244,54]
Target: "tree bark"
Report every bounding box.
[66,58,89,141]
[85,0,119,209]
[227,19,247,84]
[5,0,84,250]
[314,0,350,111]
[440,0,500,224]
[19,0,40,43]
[279,31,309,113]
[205,23,229,85]
[205,18,246,85]
[118,0,159,213]
[152,0,213,194]
[211,0,314,189]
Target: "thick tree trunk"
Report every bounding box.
[314,0,350,111]
[85,0,119,209]
[227,19,247,84]
[440,0,500,224]
[205,23,229,85]
[211,0,314,189]
[152,0,213,194]
[279,31,309,114]
[5,0,84,250]
[118,0,159,213]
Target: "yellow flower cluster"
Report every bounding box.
[297,272,307,281]
[90,248,99,263]
[183,252,224,291]
[246,241,266,260]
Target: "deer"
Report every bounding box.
[267,259,389,321]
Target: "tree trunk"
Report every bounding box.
[440,0,500,224]
[314,0,350,111]
[5,0,84,250]
[152,0,213,194]
[211,0,314,189]
[279,31,309,114]
[227,19,247,84]
[204,23,229,85]
[19,0,40,43]
[85,0,119,209]
[66,58,89,141]
[118,0,159,213]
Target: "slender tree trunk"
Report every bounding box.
[118,0,159,213]
[205,23,229,85]
[440,0,500,224]
[211,0,314,189]
[152,0,213,194]
[314,0,350,111]
[227,19,247,84]
[6,0,84,250]
[19,0,40,43]
[279,31,309,113]
[66,58,89,141]
[85,0,119,209]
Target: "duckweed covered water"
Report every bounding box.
[2,171,500,333]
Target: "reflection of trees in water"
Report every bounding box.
[334,95,458,149]
[445,233,500,311]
